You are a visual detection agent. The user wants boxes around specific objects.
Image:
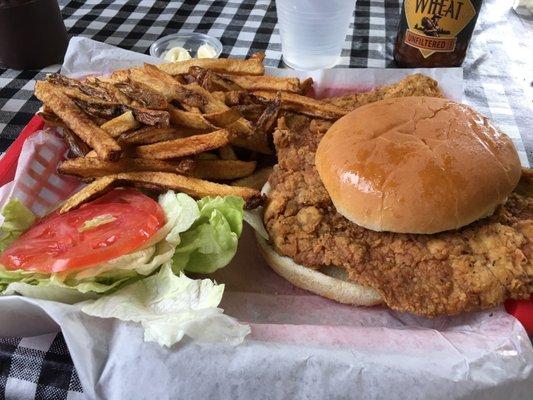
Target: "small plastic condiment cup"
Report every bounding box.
[149,32,223,60]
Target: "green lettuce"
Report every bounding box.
[173,196,244,274]
[2,281,99,304]
[0,192,244,302]
[0,199,35,252]
[161,192,200,245]
[81,264,250,347]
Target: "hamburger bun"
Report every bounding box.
[255,232,382,306]
[315,96,522,234]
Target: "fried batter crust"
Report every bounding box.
[265,76,532,316]
[324,73,443,111]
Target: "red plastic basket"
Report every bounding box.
[0,115,45,187]
[0,115,532,334]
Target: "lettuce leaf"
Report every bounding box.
[3,281,98,303]
[244,208,269,240]
[0,193,249,345]
[0,193,244,301]
[160,192,200,245]
[172,196,244,274]
[81,263,250,347]
[0,240,176,302]
[0,199,36,252]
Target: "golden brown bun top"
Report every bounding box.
[315,96,522,234]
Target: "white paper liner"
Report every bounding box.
[0,37,531,399]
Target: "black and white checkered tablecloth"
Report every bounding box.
[0,333,83,400]
[0,1,531,399]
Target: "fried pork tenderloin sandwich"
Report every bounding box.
[257,96,533,316]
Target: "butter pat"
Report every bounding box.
[164,47,192,62]
[197,43,217,59]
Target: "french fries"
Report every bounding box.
[128,64,206,108]
[235,104,265,121]
[34,53,360,211]
[158,54,265,76]
[168,105,215,130]
[255,93,281,135]
[252,91,347,120]
[107,69,130,84]
[232,167,273,190]
[203,108,242,127]
[114,81,168,110]
[55,85,124,118]
[197,152,219,160]
[84,76,133,104]
[59,176,117,213]
[60,171,262,211]
[134,130,230,159]
[49,83,170,127]
[118,127,186,146]
[182,82,233,114]
[187,66,243,92]
[223,91,259,106]
[223,75,312,94]
[111,172,262,207]
[219,145,238,160]
[61,128,91,158]
[47,73,113,101]
[37,108,65,128]
[34,81,121,161]
[127,106,169,127]
[130,64,273,154]
[176,82,271,153]
[58,156,194,178]
[193,160,256,180]
[100,111,140,137]
[175,83,272,154]
[211,91,226,103]
[228,121,272,154]
[177,82,273,153]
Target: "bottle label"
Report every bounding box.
[403,0,477,58]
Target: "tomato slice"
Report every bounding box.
[0,188,165,273]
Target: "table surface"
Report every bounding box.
[0,0,532,399]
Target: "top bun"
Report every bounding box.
[315,96,522,234]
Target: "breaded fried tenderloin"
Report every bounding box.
[324,73,443,111]
[260,76,532,317]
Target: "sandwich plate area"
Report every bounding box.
[0,38,531,399]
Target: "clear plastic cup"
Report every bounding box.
[276,0,356,70]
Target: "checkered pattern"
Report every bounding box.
[0,130,82,217]
[0,0,532,398]
[21,139,69,214]
[0,333,83,400]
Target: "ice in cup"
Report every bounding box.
[276,0,356,70]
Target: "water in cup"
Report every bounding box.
[276,0,356,70]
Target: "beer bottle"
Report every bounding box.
[394,0,483,67]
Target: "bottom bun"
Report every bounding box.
[255,233,382,306]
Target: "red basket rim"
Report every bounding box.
[0,115,45,187]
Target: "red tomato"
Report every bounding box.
[0,188,165,273]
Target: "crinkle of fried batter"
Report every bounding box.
[264,74,533,317]
[324,73,442,111]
